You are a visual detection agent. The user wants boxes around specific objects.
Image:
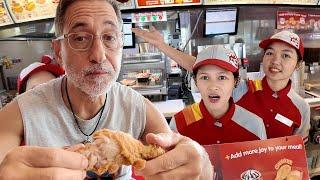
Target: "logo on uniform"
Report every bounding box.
[289,34,299,49]
[227,52,239,68]
[240,169,261,180]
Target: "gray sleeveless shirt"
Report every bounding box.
[15,76,146,179]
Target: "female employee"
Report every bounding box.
[170,45,267,145]
[133,28,310,141]
[235,31,310,142]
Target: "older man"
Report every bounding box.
[0,0,212,179]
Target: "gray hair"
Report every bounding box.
[54,0,123,36]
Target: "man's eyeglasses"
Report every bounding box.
[56,32,123,51]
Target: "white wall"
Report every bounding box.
[0,40,52,90]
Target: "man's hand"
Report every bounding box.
[132,26,164,48]
[0,146,88,180]
[136,133,213,180]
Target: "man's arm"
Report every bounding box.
[0,100,88,179]
[132,26,196,72]
[142,98,171,142]
[0,100,24,163]
[141,98,213,179]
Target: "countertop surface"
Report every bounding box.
[152,99,185,118]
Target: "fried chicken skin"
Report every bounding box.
[75,129,165,175]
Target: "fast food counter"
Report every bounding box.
[152,99,185,119]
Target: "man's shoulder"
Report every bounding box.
[110,82,138,93]
[16,77,61,102]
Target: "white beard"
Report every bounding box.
[65,63,120,100]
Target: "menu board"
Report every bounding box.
[135,0,201,8]
[277,11,320,32]
[204,0,317,5]
[204,136,309,180]
[6,0,59,23]
[275,0,317,5]
[0,0,13,26]
[307,13,320,32]
[277,11,307,30]
[204,0,271,5]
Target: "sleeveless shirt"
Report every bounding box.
[15,76,146,179]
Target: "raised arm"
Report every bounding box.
[132,26,196,71]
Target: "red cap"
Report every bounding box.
[193,45,239,73]
[259,31,304,60]
[41,55,53,64]
[17,62,65,94]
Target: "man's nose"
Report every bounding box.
[89,37,107,64]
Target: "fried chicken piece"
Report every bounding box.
[75,129,165,176]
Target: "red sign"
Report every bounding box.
[277,11,320,32]
[306,13,320,32]
[277,11,307,30]
[135,0,201,8]
[204,136,309,180]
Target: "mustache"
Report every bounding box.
[83,64,113,75]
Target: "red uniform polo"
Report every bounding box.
[235,77,310,142]
[171,99,266,145]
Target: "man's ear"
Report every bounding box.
[52,40,62,67]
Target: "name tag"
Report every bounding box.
[275,114,293,127]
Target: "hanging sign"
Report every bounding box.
[136,0,201,8]
[132,11,167,23]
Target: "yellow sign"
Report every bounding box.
[6,0,59,23]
